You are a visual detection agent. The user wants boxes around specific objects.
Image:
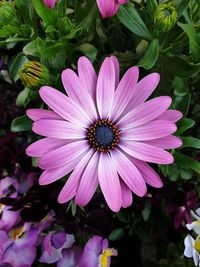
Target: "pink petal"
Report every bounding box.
[118,96,172,129]
[121,120,177,141]
[96,57,117,119]
[39,86,90,127]
[58,150,94,204]
[157,110,183,122]
[38,140,89,169]
[75,152,99,206]
[26,138,69,157]
[110,66,139,121]
[39,149,88,185]
[117,0,128,3]
[111,149,147,196]
[77,56,97,101]
[120,141,174,164]
[120,180,133,208]
[43,0,56,9]
[61,69,97,121]
[32,119,86,139]
[110,56,120,87]
[145,135,183,149]
[26,109,62,121]
[124,73,160,114]
[96,0,119,18]
[131,158,163,188]
[98,152,122,212]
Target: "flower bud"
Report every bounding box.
[19,61,49,90]
[154,2,177,32]
[0,1,18,27]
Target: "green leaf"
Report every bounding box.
[181,137,200,149]
[9,53,28,82]
[23,38,45,57]
[160,54,200,78]
[175,93,191,116]
[174,152,200,175]
[138,39,159,69]
[177,0,191,19]
[176,118,195,135]
[16,87,30,107]
[173,77,189,96]
[11,115,32,132]
[109,228,124,241]
[75,43,97,60]
[57,0,67,18]
[16,0,37,27]
[146,0,158,16]
[178,22,200,61]
[75,0,97,32]
[117,3,152,41]
[33,0,57,27]
[142,201,151,222]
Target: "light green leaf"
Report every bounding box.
[75,43,97,60]
[175,93,191,116]
[138,39,159,69]
[11,115,32,132]
[33,0,57,27]
[117,3,152,41]
[177,0,191,19]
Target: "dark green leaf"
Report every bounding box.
[175,93,191,116]
[174,152,200,175]
[16,87,30,107]
[142,201,151,222]
[160,54,200,78]
[16,0,37,27]
[109,228,124,241]
[11,115,32,132]
[57,0,67,18]
[117,3,152,41]
[75,0,98,32]
[178,22,200,61]
[176,118,195,135]
[138,39,159,69]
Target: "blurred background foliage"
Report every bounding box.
[0,0,200,266]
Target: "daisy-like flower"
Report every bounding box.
[96,0,128,18]
[26,56,182,212]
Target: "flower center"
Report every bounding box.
[87,119,119,152]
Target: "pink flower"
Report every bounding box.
[43,0,56,9]
[96,0,128,18]
[26,56,182,212]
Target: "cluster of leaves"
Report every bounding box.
[0,0,200,266]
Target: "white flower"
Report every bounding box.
[184,235,200,266]
[186,221,200,235]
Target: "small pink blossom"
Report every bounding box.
[96,0,128,18]
[43,0,56,9]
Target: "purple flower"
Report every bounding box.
[0,177,19,230]
[79,236,117,267]
[39,231,75,264]
[57,246,82,267]
[0,223,38,266]
[26,56,182,212]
